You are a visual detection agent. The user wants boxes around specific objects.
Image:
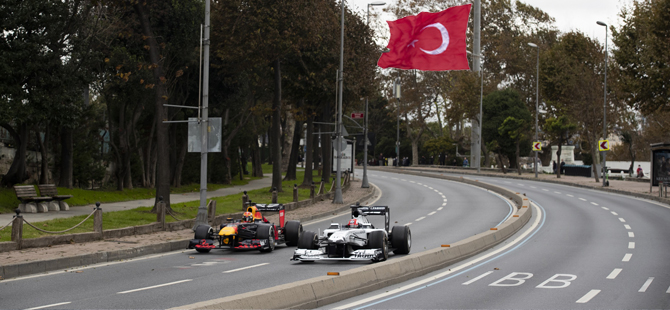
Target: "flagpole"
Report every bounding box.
[472,0,481,172]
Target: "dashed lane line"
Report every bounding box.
[437,207,444,211]
[619,218,627,223]
[428,211,436,216]
[579,198,587,201]
[576,289,601,303]
[24,302,72,310]
[223,263,269,273]
[404,223,412,226]
[602,207,610,210]
[611,211,619,216]
[554,191,561,194]
[639,278,654,292]
[442,203,447,206]
[629,242,635,249]
[567,194,574,197]
[622,253,633,262]
[606,268,622,279]
[542,189,549,191]
[117,279,192,294]
[591,202,599,206]
[624,224,631,230]
[628,232,635,238]
[415,216,426,222]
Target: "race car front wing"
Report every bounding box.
[291,249,385,262]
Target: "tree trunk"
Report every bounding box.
[284,121,302,181]
[172,132,187,187]
[556,141,562,178]
[592,137,600,183]
[36,126,50,184]
[281,105,296,172]
[58,127,73,188]
[134,2,170,207]
[516,141,522,175]
[301,116,314,187]
[483,143,491,168]
[271,59,283,192]
[251,118,264,178]
[1,123,29,187]
[497,153,507,174]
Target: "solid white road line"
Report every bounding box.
[619,218,627,223]
[639,278,654,292]
[591,202,599,206]
[462,271,494,285]
[629,242,635,249]
[628,232,635,238]
[624,224,631,230]
[576,290,601,303]
[415,216,426,222]
[611,211,619,216]
[223,263,269,273]
[623,253,633,262]
[24,302,72,310]
[428,211,436,216]
[117,279,192,294]
[606,268,622,279]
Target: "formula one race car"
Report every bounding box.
[189,203,302,253]
[291,203,411,262]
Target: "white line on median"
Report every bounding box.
[606,268,622,279]
[223,263,269,273]
[623,253,633,262]
[118,279,192,294]
[639,278,654,292]
[576,290,601,303]
[24,302,72,310]
[462,271,494,285]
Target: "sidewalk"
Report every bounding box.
[0,176,273,225]
[371,165,669,205]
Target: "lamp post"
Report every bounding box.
[467,51,484,173]
[367,1,385,26]
[394,78,400,167]
[597,21,608,187]
[528,42,539,178]
[333,0,345,204]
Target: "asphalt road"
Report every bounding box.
[325,172,670,309]
[0,170,511,310]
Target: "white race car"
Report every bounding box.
[291,203,411,262]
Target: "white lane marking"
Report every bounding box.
[629,242,635,249]
[554,191,561,194]
[542,189,549,192]
[602,207,610,210]
[429,187,434,189]
[404,223,412,226]
[624,225,631,229]
[567,194,574,197]
[391,177,398,180]
[619,218,626,223]
[666,285,670,293]
[606,268,622,279]
[591,202,599,206]
[442,202,447,206]
[576,290,601,303]
[434,190,439,193]
[332,203,544,310]
[443,199,447,202]
[623,253,633,262]
[118,279,192,294]
[462,271,494,285]
[24,302,72,310]
[441,195,446,198]
[410,181,416,183]
[639,278,654,292]
[505,181,511,184]
[579,198,587,201]
[611,211,619,216]
[628,232,635,238]
[530,186,537,189]
[428,211,437,216]
[415,216,426,221]
[517,184,525,186]
[437,207,444,211]
[223,263,269,273]
[401,179,407,181]
[417,183,422,185]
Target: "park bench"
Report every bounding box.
[14,185,53,213]
[38,184,72,211]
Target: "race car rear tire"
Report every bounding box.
[195,248,211,253]
[369,231,388,261]
[257,224,275,252]
[285,220,302,246]
[391,225,411,254]
[194,224,212,239]
[297,231,319,250]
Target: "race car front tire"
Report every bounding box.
[194,224,212,239]
[256,224,275,252]
[297,231,319,250]
[284,220,302,246]
[369,231,388,261]
[391,225,411,254]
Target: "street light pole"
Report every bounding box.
[194,0,211,229]
[597,21,608,187]
[333,0,345,204]
[528,42,539,178]
[467,51,484,173]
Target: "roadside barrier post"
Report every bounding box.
[310,181,315,199]
[11,209,23,250]
[93,202,103,237]
[293,184,298,202]
[329,177,336,192]
[318,180,324,195]
[207,200,216,223]
[242,191,248,210]
[272,187,278,203]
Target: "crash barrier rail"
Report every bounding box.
[173,169,532,310]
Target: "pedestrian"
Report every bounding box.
[552,160,557,173]
[463,157,469,167]
[637,165,644,178]
[560,160,565,175]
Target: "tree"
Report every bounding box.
[543,116,577,178]
[482,89,531,172]
[498,116,531,175]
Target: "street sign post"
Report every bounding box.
[598,140,610,152]
[532,142,542,151]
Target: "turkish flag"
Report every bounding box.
[378,4,471,71]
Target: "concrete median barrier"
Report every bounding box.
[171,171,532,310]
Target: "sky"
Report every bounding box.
[348,0,631,46]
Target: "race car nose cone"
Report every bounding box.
[331,237,346,244]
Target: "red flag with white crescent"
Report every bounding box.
[378,4,471,71]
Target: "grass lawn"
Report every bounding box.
[0,165,340,242]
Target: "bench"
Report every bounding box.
[14,185,53,213]
[38,184,72,211]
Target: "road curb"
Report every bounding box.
[169,171,532,309]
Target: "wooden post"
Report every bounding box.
[329,177,336,192]
[310,181,315,199]
[242,191,248,210]
[208,200,217,223]
[11,209,23,250]
[293,184,298,202]
[318,180,324,195]
[272,187,278,203]
[94,202,103,237]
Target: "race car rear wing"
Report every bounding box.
[350,204,390,232]
[250,203,286,227]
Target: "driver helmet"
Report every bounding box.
[242,212,254,223]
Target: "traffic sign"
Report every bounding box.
[532,142,542,151]
[598,140,610,151]
[351,112,364,119]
